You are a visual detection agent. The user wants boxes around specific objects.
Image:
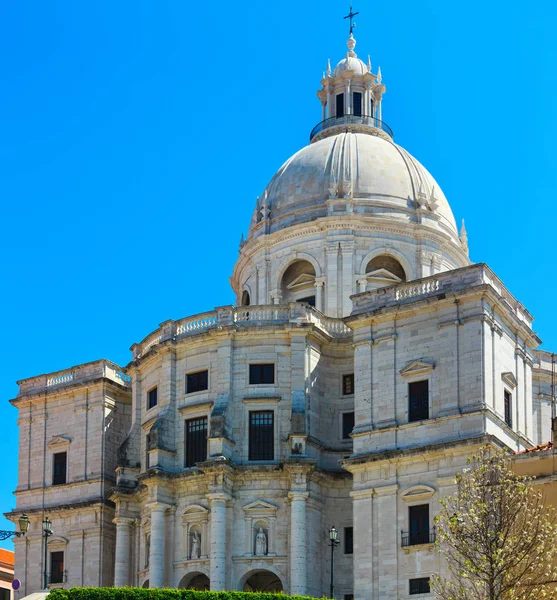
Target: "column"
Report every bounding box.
[314,278,325,313]
[346,79,351,115]
[350,488,374,600]
[148,503,169,588]
[288,492,309,595]
[341,241,355,316]
[209,493,228,590]
[321,101,326,121]
[357,277,367,293]
[114,518,134,587]
[325,243,339,316]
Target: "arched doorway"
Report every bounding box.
[141,580,149,588]
[280,259,316,305]
[178,572,210,590]
[243,569,283,592]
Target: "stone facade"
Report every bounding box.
[6,28,555,600]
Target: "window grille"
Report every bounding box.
[53,452,67,486]
[147,386,158,410]
[249,411,274,460]
[185,417,208,467]
[343,373,354,395]
[409,380,429,422]
[249,364,274,385]
[186,370,208,394]
[409,577,430,594]
[50,551,65,584]
[504,390,512,427]
[401,504,434,546]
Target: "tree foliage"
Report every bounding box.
[49,589,319,600]
[432,446,557,600]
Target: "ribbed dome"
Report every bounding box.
[333,56,369,77]
[250,131,459,244]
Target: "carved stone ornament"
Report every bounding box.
[190,530,201,559]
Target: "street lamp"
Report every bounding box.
[328,525,340,599]
[0,514,30,541]
[43,516,53,590]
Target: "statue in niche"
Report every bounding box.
[190,530,201,559]
[255,527,267,556]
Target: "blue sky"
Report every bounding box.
[0,0,555,547]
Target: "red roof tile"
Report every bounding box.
[0,548,14,567]
[515,441,554,455]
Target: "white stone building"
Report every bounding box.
[6,27,555,600]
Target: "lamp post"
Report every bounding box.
[42,516,53,590]
[0,514,30,541]
[328,525,340,599]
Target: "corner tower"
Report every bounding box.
[231,29,470,317]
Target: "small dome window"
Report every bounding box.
[241,290,251,306]
[281,260,316,305]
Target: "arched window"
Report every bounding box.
[241,290,251,306]
[364,255,407,290]
[280,260,316,305]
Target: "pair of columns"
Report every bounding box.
[114,492,310,593]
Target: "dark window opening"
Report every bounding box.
[504,390,512,427]
[186,370,209,394]
[298,295,316,307]
[409,578,430,595]
[353,92,362,116]
[50,551,64,584]
[241,290,251,306]
[344,596,354,600]
[342,412,355,440]
[409,380,429,422]
[53,452,67,486]
[147,386,158,410]
[405,504,431,546]
[185,416,208,467]
[249,363,274,385]
[343,373,354,395]
[336,93,345,118]
[344,526,353,554]
[249,411,274,460]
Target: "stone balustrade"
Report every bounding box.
[351,263,534,330]
[132,304,352,360]
[16,359,131,398]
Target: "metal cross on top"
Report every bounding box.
[344,4,359,35]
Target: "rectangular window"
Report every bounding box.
[336,93,345,117]
[343,373,354,395]
[409,577,431,595]
[249,363,274,385]
[408,504,430,546]
[344,526,353,554]
[52,452,67,486]
[504,390,512,427]
[186,370,209,394]
[50,551,64,584]
[249,411,274,460]
[344,596,354,600]
[353,92,362,116]
[185,417,208,467]
[409,380,429,422]
[342,412,355,440]
[147,386,158,410]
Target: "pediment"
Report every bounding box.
[502,372,517,389]
[243,500,279,514]
[48,535,69,547]
[181,504,209,517]
[286,273,316,291]
[401,485,436,502]
[400,360,435,378]
[47,435,71,449]
[366,268,402,283]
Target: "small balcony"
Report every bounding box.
[401,528,436,547]
[309,114,394,143]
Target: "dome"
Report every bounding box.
[333,56,369,77]
[250,131,459,244]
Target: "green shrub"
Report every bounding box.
[48,588,321,600]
